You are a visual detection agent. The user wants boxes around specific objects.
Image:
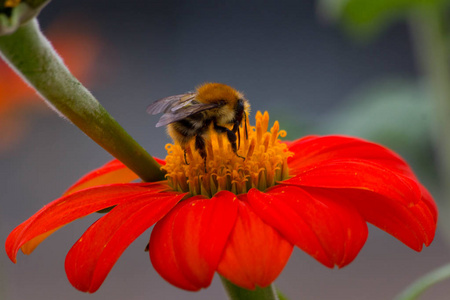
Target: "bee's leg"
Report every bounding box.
[183,149,190,165]
[195,135,207,172]
[237,126,241,149]
[214,123,245,161]
[231,121,241,149]
[243,112,248,140]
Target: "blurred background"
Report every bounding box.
[1,0,449,299]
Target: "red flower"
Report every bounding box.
[5,112,437,293]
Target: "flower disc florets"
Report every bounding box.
[0,0,51,35]
[162,111,292,197]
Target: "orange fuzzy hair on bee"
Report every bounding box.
[195,83,244,105]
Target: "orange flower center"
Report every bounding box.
[4,0,21,8]
[162,111,292,197]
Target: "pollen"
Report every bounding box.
[162,111,292,197]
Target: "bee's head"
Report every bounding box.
[235,98,246,123]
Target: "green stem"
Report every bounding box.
[0,19,165,182]
[394,263,450,300]
[24,0,50,8]
[220,276,279,300]
[409,5,450,232]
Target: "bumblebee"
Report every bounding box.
[147,83,250,168]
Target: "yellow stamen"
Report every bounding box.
[162,111,292,197]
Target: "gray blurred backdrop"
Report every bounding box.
[1,1,449,299]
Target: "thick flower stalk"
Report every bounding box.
[5,111,437,294]
[0,19,164,182]
[0,18,101,152]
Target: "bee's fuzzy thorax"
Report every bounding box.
[195,83,243,105]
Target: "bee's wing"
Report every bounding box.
[169,94,197,112]
[155,101,220,127]
[146,93,195,115]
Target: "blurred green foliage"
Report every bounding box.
[317,79,437,188]
[315,0,450,297]
[318,0,450,38]
[315,0,450,192]
[319,80,430,150]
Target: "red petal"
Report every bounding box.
[284,159,422,206]
[6,183,168,263]
[65,192,183,293]
[248,187,368,268]
[63,158,165,196]
[149,191,239,291]
[331,188,437,251]
[149,200,199,291]
[420,186,438,224]
[288,135,415,178]
[217,197,293,289]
